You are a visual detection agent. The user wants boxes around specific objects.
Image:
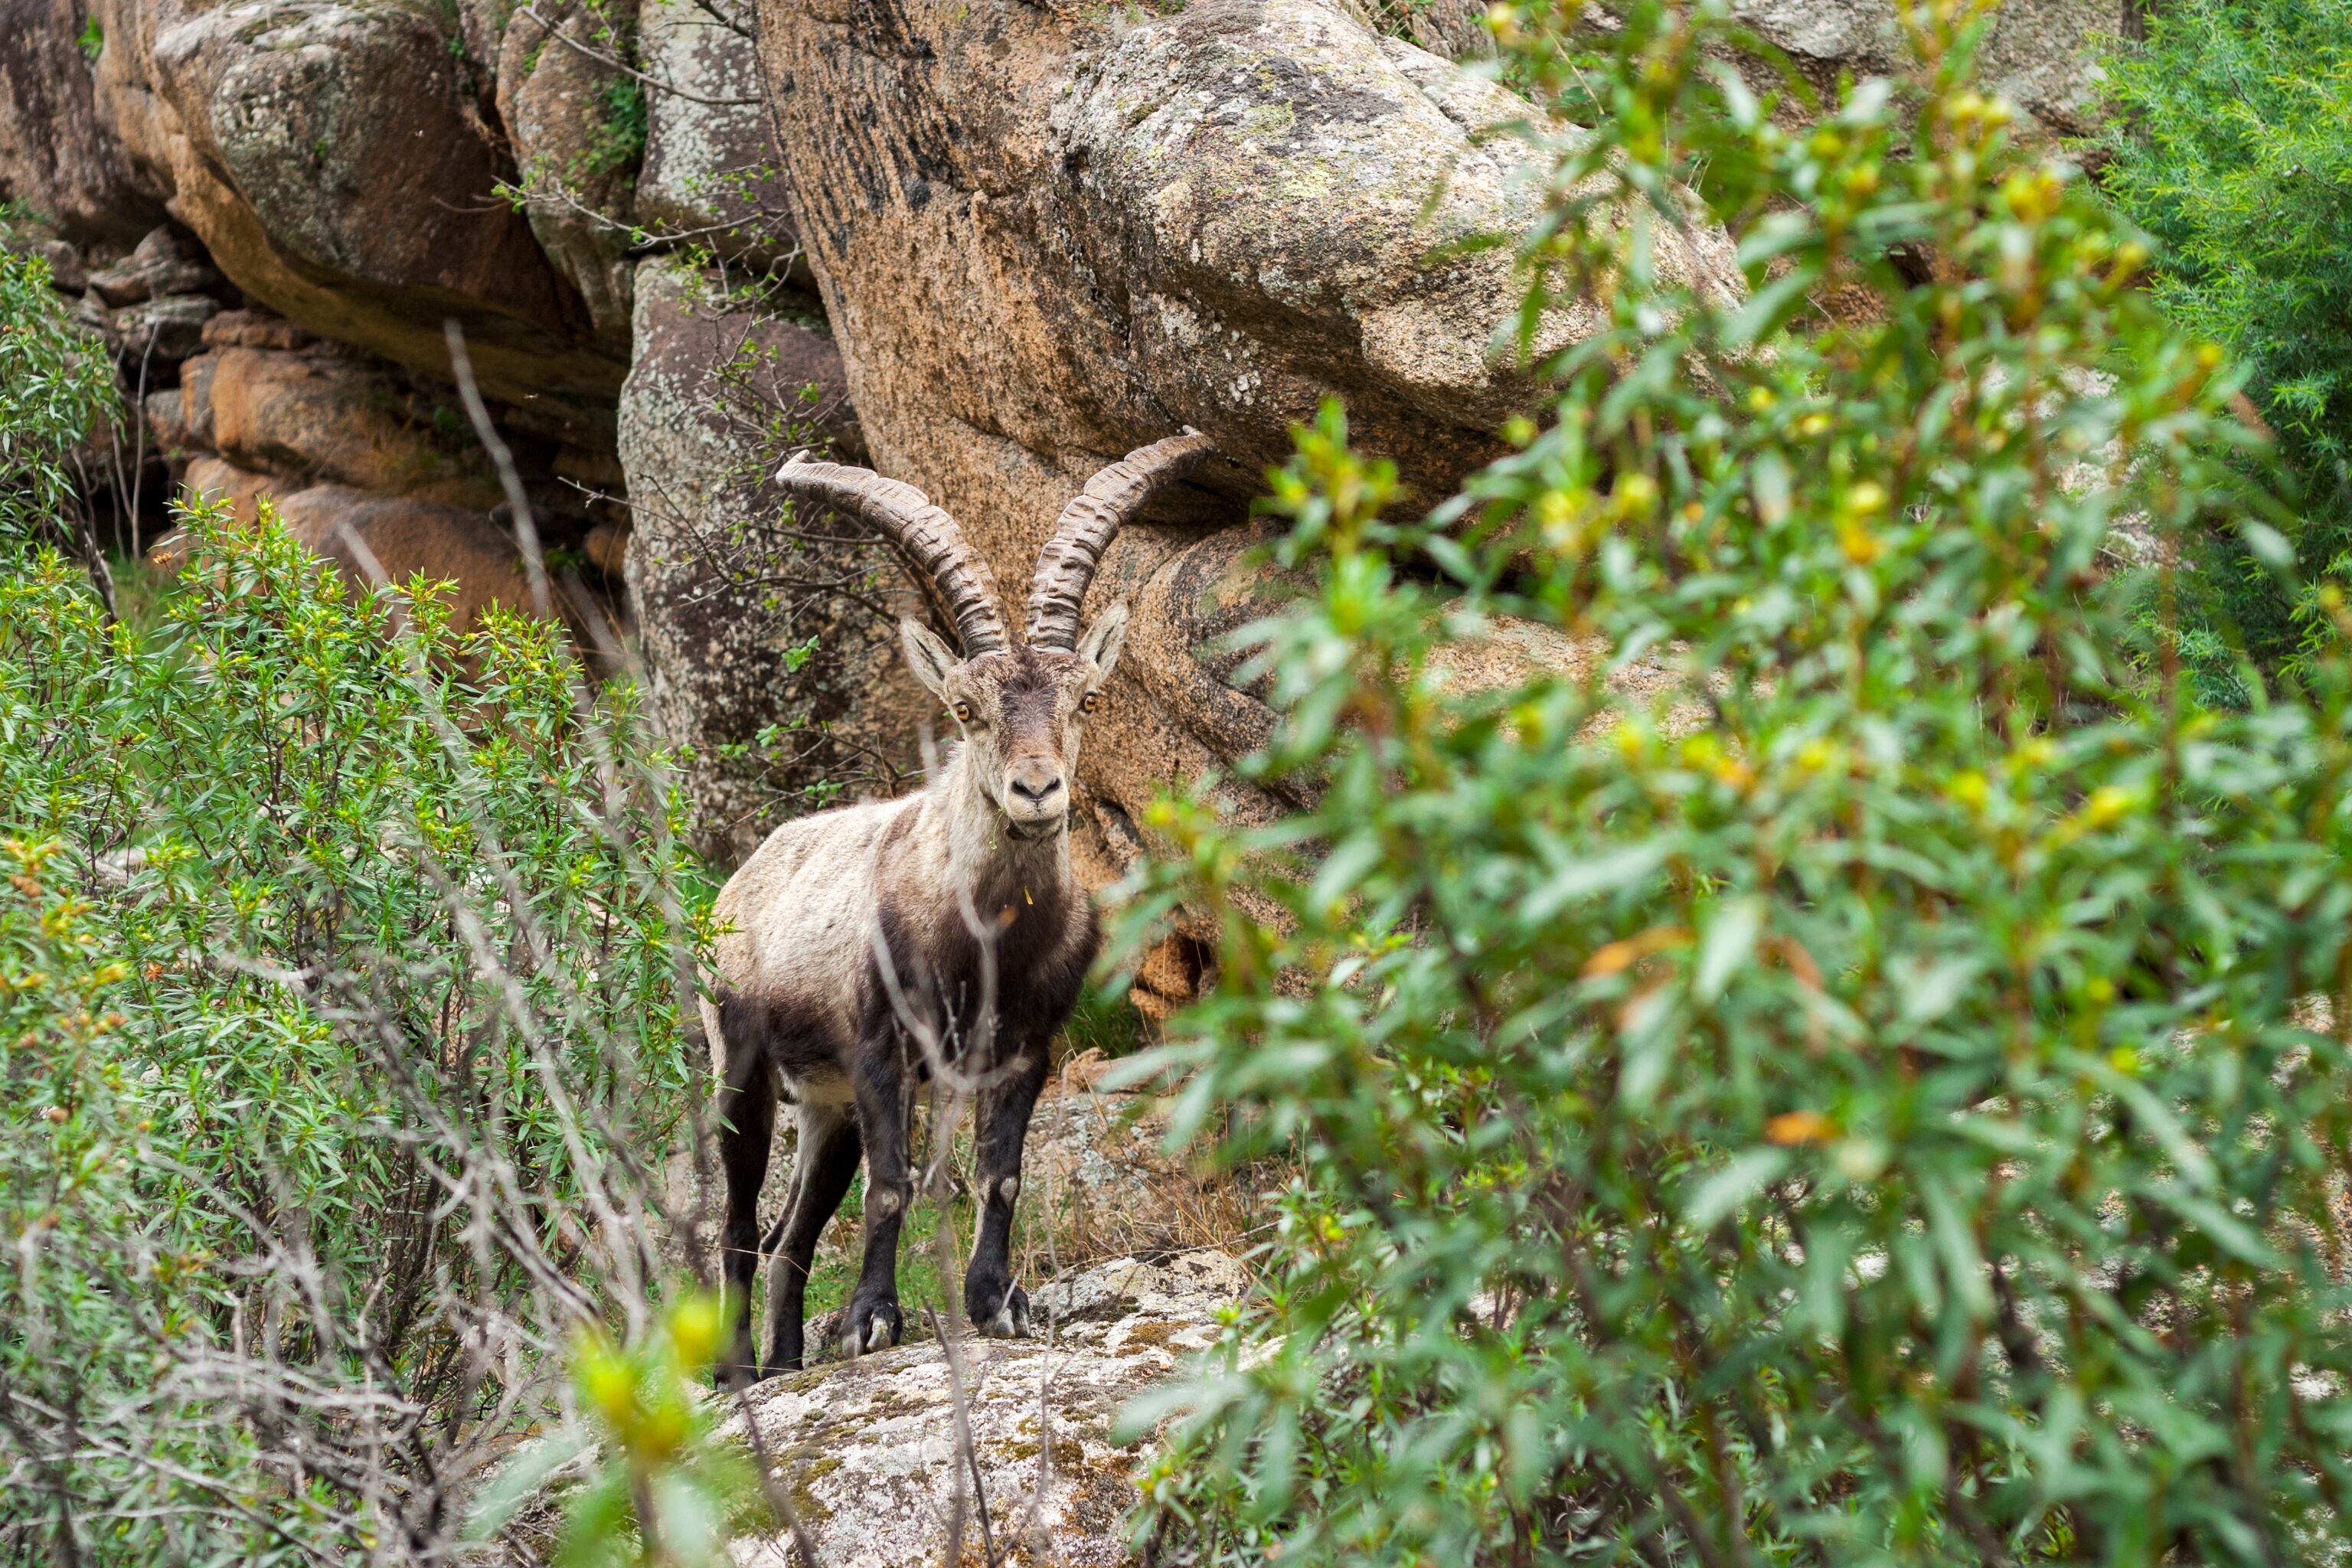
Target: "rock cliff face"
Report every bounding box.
[2,0,2144,880]
[756,0,1749,897]
[1727,0,2125,137]
[617,252,920,861]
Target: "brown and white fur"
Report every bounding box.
[705,615,1124,1383]
[705,434,1210,1387]
[705,432,1204,1382]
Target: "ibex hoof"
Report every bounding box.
[973,1280,1031,1338]
[843,1297,903,1357]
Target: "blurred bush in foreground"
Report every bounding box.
[0,249,716,1563]
[1124,2,2352,1563]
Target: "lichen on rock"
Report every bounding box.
[720,1250,1247,1568]
[618,253,919,864]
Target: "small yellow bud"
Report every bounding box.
[2082,783,2138,828]
[1766,1109,1836,1145]
[668,1295,724,1371]
[577,1345,637,1429]
[1838,520,1882,565]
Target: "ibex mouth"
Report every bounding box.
[1003,817,1065,842]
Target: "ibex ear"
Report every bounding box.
[1076,599,1129,678]
[899,618,960,701]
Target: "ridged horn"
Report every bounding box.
[775,453,1011,656]
[1024,428,1217,651]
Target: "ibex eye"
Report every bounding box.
[953,702,974,724]
[1080,691,1102,714]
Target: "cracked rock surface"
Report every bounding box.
[720,1250,1247,1568]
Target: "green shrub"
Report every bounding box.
[0,250,116,532]
[2093,0,2352,691]
[1122,3,2352,1563]
[0,480,713,1557]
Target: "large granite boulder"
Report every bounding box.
[172,452,287,528]
[84,0,622,413]
[617,253,912,864]
[155,476,565,639]
[273,485,560,634]
[756,0,1743,889]
[497,0,639,352]
[188,345,502,508]
[0,0,165,244]
[1727,0,2130,138]
[635,0,796,268]
[720,1250,1246,1568]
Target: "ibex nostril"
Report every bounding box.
[1010,774,1063,804]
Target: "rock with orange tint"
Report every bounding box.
[272,486,551,635]
[196,347,501,509]
[83,0,621,414]
[177,454,292,528]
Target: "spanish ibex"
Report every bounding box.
[707,430,1217,1387]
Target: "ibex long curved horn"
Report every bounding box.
[776,453,1011,656]
[1024,428,1217,651]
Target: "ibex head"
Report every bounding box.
[776,430,1216,841]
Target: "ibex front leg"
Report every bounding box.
[966,1040,1048,1337]
[843,1037,912,1356]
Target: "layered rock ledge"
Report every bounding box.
[720,1250,1246,1568]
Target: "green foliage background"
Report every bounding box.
[0,253,712,1563]
[1122,2,2352,1563]
[2094,0,2352,693]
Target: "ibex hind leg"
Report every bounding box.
[760,1098,861,1375]
[713,1022,777,1392]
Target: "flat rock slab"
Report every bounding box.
[722,1250,1246,1567]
